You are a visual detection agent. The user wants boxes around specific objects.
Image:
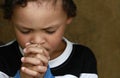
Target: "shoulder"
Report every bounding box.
[0,40,20,56]
[71,43,98,73]
[0,40,18,49]
[72,43,96,58]
[0,40,20,54]
[0,40,22,77]
[72,43,97,63]
[63,38,96,61]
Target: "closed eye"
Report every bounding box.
[20,30,32,34]
[45,30,56,34]
[43,26,58,34]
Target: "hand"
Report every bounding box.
[20,43,50,78]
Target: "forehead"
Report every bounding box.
[12,0,67,28]
[13,0,64,15]
[13,0,65,18]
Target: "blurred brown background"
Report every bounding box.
[0,0,120,78]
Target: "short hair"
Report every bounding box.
[1,0,77,20]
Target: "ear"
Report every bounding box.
[66,17,73,24]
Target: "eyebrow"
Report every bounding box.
[14,24,33,30]
[13,22,61,30]
[42,26,58,30]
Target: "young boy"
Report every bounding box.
[0,0,98,78]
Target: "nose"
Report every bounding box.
[30,34,45,45]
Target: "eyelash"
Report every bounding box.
[46,30,56,34]
[20,30,56,34]
[20,30,31,34]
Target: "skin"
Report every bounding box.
[11,1,72,78]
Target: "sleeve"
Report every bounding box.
[14,70,20,78]
[44,66,55,78]
[82,48,98,73]
[0,71,9,78]
[80,47,98,78]
[14,66,55,78]
[53,48,98,78]
[80,73,98,78]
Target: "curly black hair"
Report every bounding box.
[1,0,77,20]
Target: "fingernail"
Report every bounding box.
[21,57,25,62]
[25,42,30,46]
[21,67,25,71]
[23,48,27,53]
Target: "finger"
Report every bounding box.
[24,46,50,60]
[25,42,38,47]
[21,67,44,77]
[24,46,45,55]
[21,57,43,65]
[21,53,49,66]
[25,43,50,59]
[36,53,49,66]
[42,49,50,60]
[26,65,47,73]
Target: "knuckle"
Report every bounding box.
[34,72,40,77]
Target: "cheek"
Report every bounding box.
[47,31,64,52]
[15,32,29,48]
[48,37,62,52]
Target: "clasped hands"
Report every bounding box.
[20,42,50,78]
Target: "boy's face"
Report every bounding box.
[11,1,72,56]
